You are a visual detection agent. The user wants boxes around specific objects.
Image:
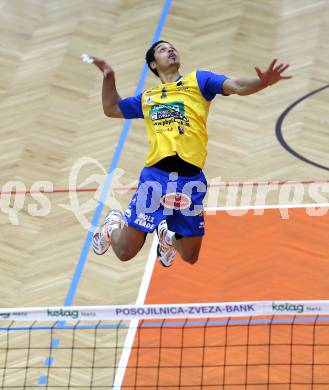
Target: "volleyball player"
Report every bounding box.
[92,41,291,267]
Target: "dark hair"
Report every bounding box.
[145,40,170,77]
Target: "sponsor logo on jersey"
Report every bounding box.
[161,87,167,99]
[176,81,189,91]
[196,210,204,217]
[146,96,153,105]
[160,192,191,210]
[134,213,155,230]
[150,102,188,123]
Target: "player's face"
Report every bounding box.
[152,42,180,74]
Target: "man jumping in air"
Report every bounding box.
[91,40,291,267]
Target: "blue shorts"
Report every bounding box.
[124,166,207,237]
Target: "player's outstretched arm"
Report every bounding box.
[222,59,292,96]
[92,57,124,118]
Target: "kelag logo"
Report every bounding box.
[272,302,304,314]
[0,311,27,319]
[47,309,79,319]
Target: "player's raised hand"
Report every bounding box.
[255,59,292,86]
[93,57,114,78]
[81,54,114,78]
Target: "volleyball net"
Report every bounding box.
[1,300,329,389]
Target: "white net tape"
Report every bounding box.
[0,300,327,321]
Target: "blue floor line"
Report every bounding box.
[38,376,48,386]
[64,0,172,308]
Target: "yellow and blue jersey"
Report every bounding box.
[118,70,228,169]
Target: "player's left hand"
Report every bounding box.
[255,59,292,86]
